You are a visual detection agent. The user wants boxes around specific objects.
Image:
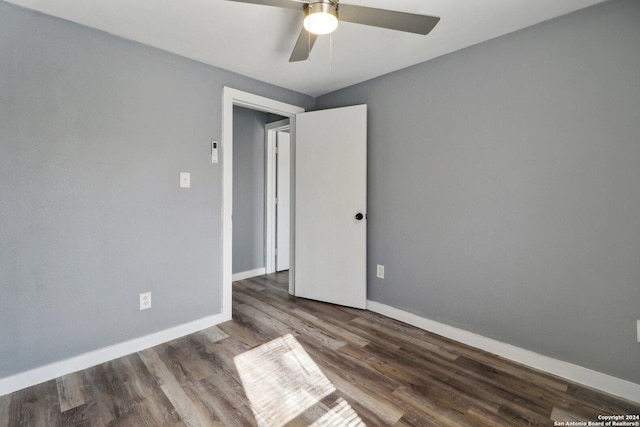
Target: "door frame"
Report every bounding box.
[221,87,304,320]
[265,119,291,275]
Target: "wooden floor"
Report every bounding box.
[1,272,638,426]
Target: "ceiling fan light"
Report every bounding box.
[303,2,338,35]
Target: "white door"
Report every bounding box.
[276,131,290,271]
[294,104,367,309]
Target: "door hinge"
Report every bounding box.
[275,197,278,205]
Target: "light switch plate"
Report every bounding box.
[180,172,190,188]
[637,320,640,343]
[376,264,385,279]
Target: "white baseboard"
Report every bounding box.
[366,300,640,404]
[0,312,228,397]
[232,267,266,282]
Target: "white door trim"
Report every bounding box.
[265,119,290,275]
[222,87,304,320]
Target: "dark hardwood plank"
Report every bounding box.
[8,380,61,427]
[114,354,184,426]
[138,345,222,427]
[349,316,459,362]
[566,383,640,414]
[234,291,347,350]
[234,303,298,341]
[82,363,132,424]
[1,271,639,426]
[217,315,266,349]
[0,392,11,427]
[56,371,91,413]
[195,368,255,427]
[324,368,404,425]
[391,384,475,427]
[60,400,106,427]
[292,307,371,347]
[195,326,229,345]
[282,392,343,426]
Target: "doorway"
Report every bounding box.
[231,107,272,282]
[221,87,305,321]
[222,88,368,319]
[265,119,291,275]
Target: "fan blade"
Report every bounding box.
[289,27,318,62]
[224,0,303,11]
[338,4,440,35]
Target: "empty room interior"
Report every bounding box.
[1,0,640,425]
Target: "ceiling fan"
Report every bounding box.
[225,0,440,62]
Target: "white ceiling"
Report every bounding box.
[6,0,606,97]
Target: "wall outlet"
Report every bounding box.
[637,320,640,343]
[140,292,152,310]
[376,264,385,279]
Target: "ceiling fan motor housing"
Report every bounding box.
[304,1,339,35]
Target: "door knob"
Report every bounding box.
[355,213,364,220]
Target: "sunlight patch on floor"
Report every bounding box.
[310,397,365,426]
[234,334,365,426]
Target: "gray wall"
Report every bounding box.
[0,1,313,378]
[233,106,267,274]
[317,0,640,383]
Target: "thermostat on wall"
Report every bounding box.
[211,140,219,164]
